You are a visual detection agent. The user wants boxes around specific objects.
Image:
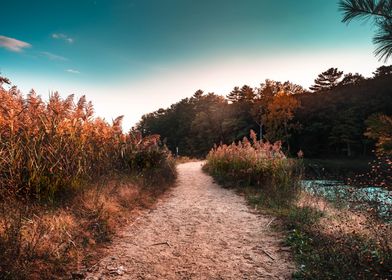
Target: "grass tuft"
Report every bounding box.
[204,130,302,207]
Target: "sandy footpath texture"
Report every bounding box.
[85,161,295,280]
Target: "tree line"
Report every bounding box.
[136,65,392,158]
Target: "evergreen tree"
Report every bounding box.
[226,85,255,103]
[193,89,204,99]
[339,73,365,86]
[310,68,343,92]
[373,65,392,77]
[239,85,255,102]
[226,86,241,103]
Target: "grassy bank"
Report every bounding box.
[246,191,392,279]
[204,131,392,279]
[0,172,175,279]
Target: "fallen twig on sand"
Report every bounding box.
[129,216,142,228]
[150,241,171,248]
[261,249,275,260]
[265,218,276,229]
[86,259,103,272]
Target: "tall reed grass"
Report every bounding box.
[205,130,302,206]
[0,81,176,279]
[0,85,174,200]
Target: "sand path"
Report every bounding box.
[85,162,294,280]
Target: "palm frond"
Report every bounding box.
[339,0,392,61]
[374,20,392,61]
[339,0,392,23]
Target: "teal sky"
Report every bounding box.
[0,0,386,129]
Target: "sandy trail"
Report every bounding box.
[85,162,294,279]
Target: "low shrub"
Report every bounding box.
[128,143,176,187]
[286,226,392,279]
[286,206,323,229]
[204,130,302,207]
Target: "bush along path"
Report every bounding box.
[84,161,294,279]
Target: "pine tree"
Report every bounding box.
[192,89,204,99]
[310,68,343,92]
[339,73,365,86]
[373,65,392,77]
[226,86,241,103]
[239,85,255,102]
[226,85,255,102]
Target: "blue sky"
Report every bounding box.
[0,0,387,129]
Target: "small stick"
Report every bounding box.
[150,241,171,248]
[129,217,141,227]
[265,218,276,228]
[261,249,275,260]
[87,259,102,272]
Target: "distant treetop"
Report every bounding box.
[373,65,392,77]
[310,68,343,92]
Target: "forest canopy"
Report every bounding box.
[136,65,392,158]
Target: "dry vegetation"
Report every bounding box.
[284,192,392,279]
[0,82,176,279]
[204,130,392,279]
[0,177,171,279]
[0,84,173,199]
[204,130,302,207]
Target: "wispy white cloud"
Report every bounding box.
[52,33,74,44]
[66,69,80,74]
[0,35,31,52]
[40,51,68,61]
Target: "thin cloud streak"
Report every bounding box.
[66,69,80,74]
[40,51,68,61]
[52,33,74,44]
[0,35,31,52]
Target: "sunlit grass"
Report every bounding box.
[204,130,302,207]
[0,86,175,200]
[0,84,176,279]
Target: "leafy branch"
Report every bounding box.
[339,0,392,61]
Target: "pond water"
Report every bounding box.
[301,180,392,221]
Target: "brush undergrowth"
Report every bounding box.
[242,183,392,279]
[204,130,302,207]
[205,130,392,279]
[0,81,176,279]
[284,203,392,279]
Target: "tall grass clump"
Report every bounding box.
[205,130,302,207]
[0,83,174,200]
[0,79,176,279]
[128,131,176,186]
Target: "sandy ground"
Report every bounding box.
[85,162,295,280]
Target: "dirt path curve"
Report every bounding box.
[85,162,295,280]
